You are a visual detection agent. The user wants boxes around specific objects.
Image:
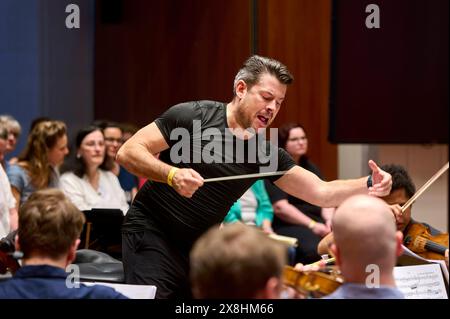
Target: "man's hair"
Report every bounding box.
[380,164,416,199]
[233,55,294,95]
[18,188,85,259]
[190,223,286,298]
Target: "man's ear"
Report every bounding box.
[235,80,247,99]
[67,239,80,265]
[263,276,282,299]
[395,231,403,257]
[14,234,20,251]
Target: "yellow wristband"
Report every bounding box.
[167,167,179,187]
[308,220,317,229]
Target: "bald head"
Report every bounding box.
[332,195,400,273]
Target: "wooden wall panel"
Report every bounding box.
[94,0,337,179]
[95,0,251,126]
[258,0,337,180]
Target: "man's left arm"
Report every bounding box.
[274,160,392,209]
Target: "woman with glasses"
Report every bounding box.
[59,126,129,214]
[264,123,335,264]
[94,121,139,204]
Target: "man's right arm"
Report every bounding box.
[116,122,203,198]
[116,122,171,183]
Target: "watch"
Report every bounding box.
[367,175,373,188]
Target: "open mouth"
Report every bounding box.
[257,115,269,125]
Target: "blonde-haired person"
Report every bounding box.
[7,120,68,208]
[0,189,127,299]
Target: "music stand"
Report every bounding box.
[80,209,124,257]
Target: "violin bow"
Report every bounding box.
[306,257,336,267]
[401,162,449,213]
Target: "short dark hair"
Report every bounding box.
[380,164,416,199]
[233,55,294,95]
[92,120,123,133]
[278,123,306,149]
[60,126,112,178]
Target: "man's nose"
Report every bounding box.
[266,100,277,112]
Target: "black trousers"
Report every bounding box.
[122,230,192,299]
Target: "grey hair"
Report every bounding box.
[0,115,22,136]
[233,55,294,95]
[0,121,8,139]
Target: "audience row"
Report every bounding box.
[1,115,141,239]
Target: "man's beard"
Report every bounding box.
[235,102,253,130]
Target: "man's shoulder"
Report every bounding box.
[168,100,223,111]
[173,100,225,117]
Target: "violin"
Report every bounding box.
[404,223,448,260]
[0,250,20,275]
[0,231,20,275]
[282,265,344,298]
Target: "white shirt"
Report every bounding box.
[239,188,258,226]
[0,165,16,238]
[59,170,129,215]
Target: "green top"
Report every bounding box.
[223,180,274,227]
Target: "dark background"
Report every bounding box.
[329,0,448,144]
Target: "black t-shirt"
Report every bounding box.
[265,158,325,227]
[122,100,296,250]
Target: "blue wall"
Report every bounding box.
[0,0,95,158]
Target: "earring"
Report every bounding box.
[76,154,81,159]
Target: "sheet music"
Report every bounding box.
[394,264,448,299]
[83,282,157,299]
[398,245,449,285]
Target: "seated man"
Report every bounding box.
[318,164,446,256]
[323,194,404,299]
[380,164,443,235]
[190,223,287,299]
[0,188,127,299]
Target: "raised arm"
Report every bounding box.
[274,160,392,208]
[116,122,203,198]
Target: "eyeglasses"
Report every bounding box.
[104,137,123,144]
[287,137,307,142]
